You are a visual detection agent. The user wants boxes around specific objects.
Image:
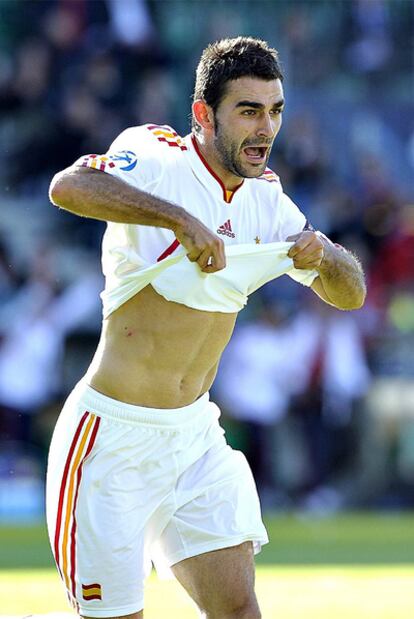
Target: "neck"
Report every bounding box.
[193,134,243,192]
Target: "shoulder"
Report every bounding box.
[110,123,187,153]
[249,166,282,202]
[256,167,280,184]
[105,123,187,179]
[143,124,188,151]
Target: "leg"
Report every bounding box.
[46,398,153,619]
[172,542,261,619]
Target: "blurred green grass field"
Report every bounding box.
[1,513,414,618]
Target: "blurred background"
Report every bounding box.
[0,0,413,525]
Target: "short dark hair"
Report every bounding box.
[192,36,283,132]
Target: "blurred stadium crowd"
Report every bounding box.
[0,0,413,519]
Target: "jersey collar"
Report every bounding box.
[185,134,244,204]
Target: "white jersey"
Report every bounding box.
[75,124,317,316]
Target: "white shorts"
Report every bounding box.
[46,381,268,617]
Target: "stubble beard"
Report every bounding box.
[213,117,271,179]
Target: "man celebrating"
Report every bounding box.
[47,37,365,619]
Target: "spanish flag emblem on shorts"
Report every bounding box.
[82,583,102,601]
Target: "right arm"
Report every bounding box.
[49,166,225,273]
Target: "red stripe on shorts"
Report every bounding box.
[54,412,89,574]
[69,415,101,601]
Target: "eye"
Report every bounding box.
[270,108,283,116]
[241,109,256,116]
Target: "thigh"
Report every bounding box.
[172,542,259,615]
[46,399,171,617]
[154,434,268,575]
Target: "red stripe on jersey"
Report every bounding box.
[191,136,243,204]
[157,239,180,262]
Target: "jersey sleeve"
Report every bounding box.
[73,125,163,191]
[271,187,318,287]
[274,191,308,241]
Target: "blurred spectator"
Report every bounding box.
[0,237,19,305]
[287,297,370,511]
[343,0,392,78]
[0,245,101,451]
[368,204,414,307]
[216,293,371,511]
[272,111,328,212]
[105,0,155,49]
[215,300,300,508]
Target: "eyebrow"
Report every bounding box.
[235,99,285,110]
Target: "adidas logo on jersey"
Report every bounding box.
[217,219,235,238]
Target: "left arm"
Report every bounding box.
[287,231,366,310]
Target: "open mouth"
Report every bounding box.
[242,146,268,164]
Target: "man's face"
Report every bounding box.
[212,77,284,179]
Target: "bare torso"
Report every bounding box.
[86,285,237,408]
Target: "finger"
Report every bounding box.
[286,233,301,242]
[288,235,322,258]
[288,239,311,257]
[291,243,323,261]
[197,247,214,271]
[199,248,225,273]
[292,246,324,261]
[288,243,309,258]
[292,253,324,269]
[201,237,226,271]
[186,248,203,263]
[215,237,226,270]
[202,264,220,273]
[293,259,323,270]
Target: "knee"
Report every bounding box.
[231,601,261,619]
[202,598,261,619]
[234,600,261,619]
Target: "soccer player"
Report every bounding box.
[47,37,366,619]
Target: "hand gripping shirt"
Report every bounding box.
[76,124,317,316]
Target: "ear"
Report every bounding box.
[192,99,215,132]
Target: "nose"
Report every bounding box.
[257,113,275,139]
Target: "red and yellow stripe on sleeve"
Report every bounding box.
[53,412,101,608]
[147,124,188,151]
[258,168,280,183]
[80,154,116,171]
